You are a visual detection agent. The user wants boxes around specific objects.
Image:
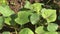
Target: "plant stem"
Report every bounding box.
[47,0,51,4]
[35,24,37,29]
[15,28,17,34]
[19,25,24,31]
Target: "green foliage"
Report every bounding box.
[32,3,43,14]
[15,11,32,25]
[30,13,40,25]
[41,8,56,23]
[44,32,58,34]
[0,5,14,17]
[35,26,45,34]
[0,16,4,30]
[2,31,10,34]
[47,23,58,32]
[0,0,8,5]
[19,28,34,34]
[24,1,32,9]
[4,17,11,25]
[0,0,58,34]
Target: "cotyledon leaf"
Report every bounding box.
[35,26,45,34]
[19,28,34,34]
[15,11,32,25]
[0,5,14,17]
[41,8,57,23]
[32,3,43,14]
[24,1,32,9]
[47,23,58,32]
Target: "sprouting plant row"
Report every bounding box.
[0,0,59,34]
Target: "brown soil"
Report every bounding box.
[7,0,25,13]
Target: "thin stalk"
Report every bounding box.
[35,24,37,29]
[19,25,24,31]
[15,28,17,34]
[47,0,51,4]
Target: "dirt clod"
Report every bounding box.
[7,0,25,13]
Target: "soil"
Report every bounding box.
[7,0,25,13]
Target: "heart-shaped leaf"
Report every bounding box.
[47,23,58,32]
[41,8,57,23]
[2,31,10,34]
[19,28,34,34]
[30,13,40,25]
[35,26,45,34]
[15,11,32,25]
[32,3,43,14]
[0,5,14,17]
[24,1,32,9]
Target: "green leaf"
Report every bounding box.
[19,28,34,34]
[0,5,14,17]
[30,13,40,25]
[4,17,11,25]
[41,8,57,23]
[0,16,4,30]
[35,26,45,34]
[2,31,10,34]
[0,0,8,5]
[24,1,32,9]
[32,3,42,14]
[15,11,31,25]
[44,32,58,34]
[47,23,58,32]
